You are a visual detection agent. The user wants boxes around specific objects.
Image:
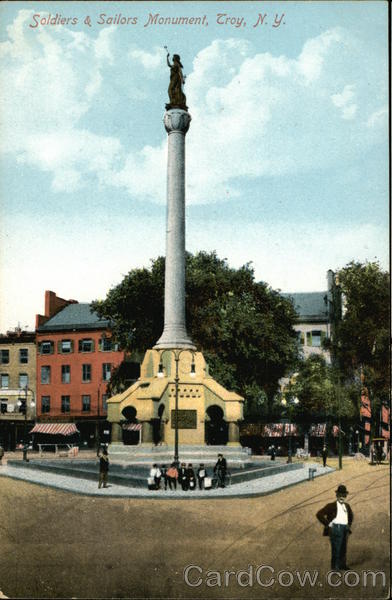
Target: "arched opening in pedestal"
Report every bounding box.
[121,405,140,446]
[151,403,166,446]
[205,405,228,445]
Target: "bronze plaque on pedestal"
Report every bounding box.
[171,409,197,429]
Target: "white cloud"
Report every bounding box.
[0,14,388,201]
[0,11,122,191]
[367,106,388,129]
[128,47,163,70]
[110,29,386,204]
[296,28,343,83]
[109,142,166,202]
[331,84,357,119]
[93,27,115,63]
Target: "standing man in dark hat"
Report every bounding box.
[178,462,189,491]
[98,447,109,489]
[316,484,354,570]
[214,453,227,488]
[321,445,328,468]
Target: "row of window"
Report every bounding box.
[0,373,29,389]
[0,362,112,388]
[0,348,29,365]
[40,395,108,414]
[39,338,117,355]
[0,400,29,414]
[297,330,326,348]
[40,363,112,385]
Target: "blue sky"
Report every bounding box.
[0,1,389,331]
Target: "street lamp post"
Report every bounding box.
[158,349,196,466]
[281,396,299,463]
[17,386,35,461]
[96,384,101,455]
[337,382,343,470]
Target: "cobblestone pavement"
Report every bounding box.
[0,462,333,498]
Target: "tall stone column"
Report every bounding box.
[154,109,195,350]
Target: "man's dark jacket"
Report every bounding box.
[99,455,109,473]
[316,501,354,536]
[214,457,227,473]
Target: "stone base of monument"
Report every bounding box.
[107,444,251,465]
[107,349,245,450]
[7,458,304,488]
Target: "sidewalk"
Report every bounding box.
[0,461,334,498]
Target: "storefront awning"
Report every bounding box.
[262,423,299,437]
[30,423,79,436]
[122,423,142,431]
[309,423,326,437]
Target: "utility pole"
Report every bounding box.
[96,385,101,455]
[338,381,343,470]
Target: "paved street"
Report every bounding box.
[0,459,389,599]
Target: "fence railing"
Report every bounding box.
[37,444,79,457]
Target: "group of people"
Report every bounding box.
[148,462,202,491]
[148,454,228,491]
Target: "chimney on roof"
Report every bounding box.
[327,270,335,293]
[35,291,78,330]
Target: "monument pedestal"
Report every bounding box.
[107,349,244,449]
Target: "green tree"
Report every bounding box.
[330,261,390,438]
[92,251,300,414]
[286,355,355,423]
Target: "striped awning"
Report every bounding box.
[122,423,142,431]
[262,423,299,437]
[309,423,326,437]
[29,423,79,436]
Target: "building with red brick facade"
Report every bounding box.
[35,291,125,447]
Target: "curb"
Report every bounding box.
[0,465,335,500]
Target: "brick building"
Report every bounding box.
[35,291,125,447]
[0,329,36,450]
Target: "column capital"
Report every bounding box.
[164,109,191,135]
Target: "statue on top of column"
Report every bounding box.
[166,51,188,111]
